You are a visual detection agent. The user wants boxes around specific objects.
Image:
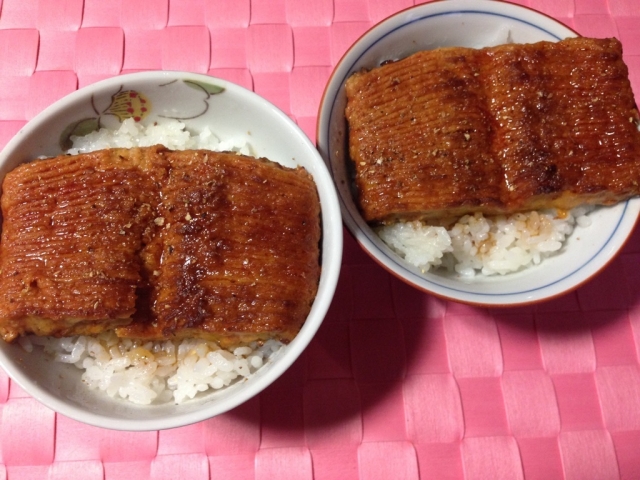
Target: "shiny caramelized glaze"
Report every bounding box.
[117,149,321,346]
[0,149,156,341]
[345,37,640,224]
[0,146,320,344]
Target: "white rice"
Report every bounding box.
[25,118,283,405]
[378,206,594,277]
[67,117,253,156]
[24,333,282,405]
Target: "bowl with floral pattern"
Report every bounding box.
[0,71,343,430]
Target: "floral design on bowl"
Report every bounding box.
[157,79,225,120]
[58,79,225,150]
[0,70,342,431]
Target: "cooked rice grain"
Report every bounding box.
[67,118,253,156]
[378,207,594,277]
[27,333,281,405]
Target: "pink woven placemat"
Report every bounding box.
[1,0,640,478]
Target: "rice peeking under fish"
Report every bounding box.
[378,207,593,277]
[21,333,282,405]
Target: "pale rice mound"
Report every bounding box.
[378,206,594,277]
[25,119,283,405]
[67,117,253,155]
[21,333,282,405]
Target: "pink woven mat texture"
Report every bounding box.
[1,0,640,478]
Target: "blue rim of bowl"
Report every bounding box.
[317,0,640,306]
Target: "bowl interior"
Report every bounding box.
[0,71,343,430]
[317,0,640,306]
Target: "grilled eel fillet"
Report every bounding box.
[344,37,640,224]
[0,146,321,345]
[117,149,321,346]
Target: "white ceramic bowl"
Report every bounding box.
[317,0,640,307]
[0,71,343,430]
